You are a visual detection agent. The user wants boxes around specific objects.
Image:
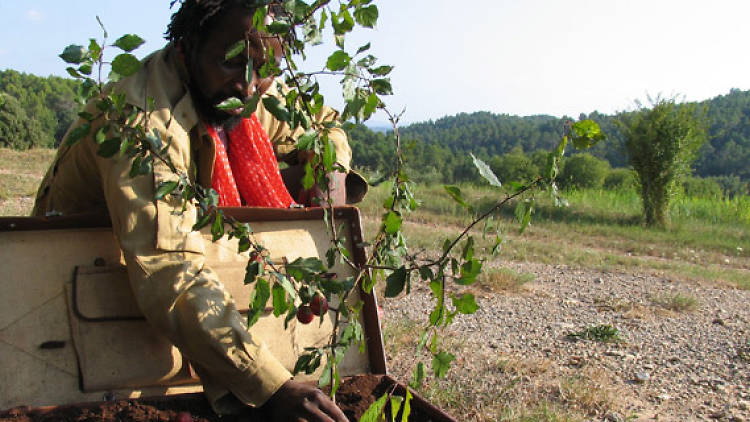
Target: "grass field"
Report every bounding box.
[358,182,749,290]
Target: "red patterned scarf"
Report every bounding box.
[207,113,296,208]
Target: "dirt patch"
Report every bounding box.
[0,376,440,422]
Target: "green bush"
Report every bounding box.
[489,148,539,184]
[681,176,722,199]
[558,153,610,190]
[604,168,636,191]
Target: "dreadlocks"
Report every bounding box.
[166,0,261,43]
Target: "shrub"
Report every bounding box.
[489,148,539,184]
[558,153,610,190]
[681,176,722,199]
[604,168,636,191]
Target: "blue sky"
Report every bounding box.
[2,1,750,125]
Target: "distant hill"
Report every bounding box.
[350,89,750,182]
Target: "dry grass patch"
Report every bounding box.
[593,296,653,319]
[494,356,554,378]
[556,368,621,418]
[651,293,699,312]
[476,267,535,293]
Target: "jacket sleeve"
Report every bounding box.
[50,101,292,411]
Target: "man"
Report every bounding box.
[32,1,360,421]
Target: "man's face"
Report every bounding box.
[185,6,281,125]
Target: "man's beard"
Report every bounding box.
[188,81,244,129]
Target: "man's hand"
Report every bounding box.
[262,379,349,422]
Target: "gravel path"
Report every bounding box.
[381,262,750,421]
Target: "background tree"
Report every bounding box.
[0,93,46,149]
[619,97,708,226]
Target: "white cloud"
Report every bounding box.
[26,9,44,22]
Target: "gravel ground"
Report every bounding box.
[381,262,750,421]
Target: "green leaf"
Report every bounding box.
[155,180,178,200]
[59,45,87,64]
[452,293,479,314]
[97,138,121,158]
[285,256,325,281]
[331,9,354,36]
[297,130,317,151]
[211,212,224,242]
[94,126,107,144]
[192,212,212,231]
[462,236,474,261]
[224,40,245,61]
[368,65,394,76]
[355,42,371,55]
[244,260,263,284]
[302,162,315,190]
[65,123,91,146]
[262,96,291,122]
[409,362,425,389]
[272,284,288,317]
[371,78,393,95]
[65,67,82,78]
[470,153,502,187]
[88,38,102,61]
[456,259,482,285]
[443,185,470,209]
[267,21,291,34]
[354,5,379,28]
[432,351,455,378]
[359,393,388,422]
[390,396,404,421]
[383,211,402,234]
[113,34,145,52]
[418,266,433,281]
[571,119,606,149]
[216,97,244,110]
[515,200,534,234]
[240,93,261,117]
[247,278,270,327]
[429,279,444,326]
[326,50,351,71]
[293,353,313,375]
[111,53,141,77]
[401,389,413,422]
[79,63,93,76]
[322,137,336,172]
[318,360,332,388]
[275,273,297,299]
[385,266,407,298]
[146,129,163,151]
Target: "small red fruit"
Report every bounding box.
[296,305,314,324]
[174,411,192,422]
[250,251,263,264]
[310,295,328,316]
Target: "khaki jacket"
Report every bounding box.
[32,45,354,412]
